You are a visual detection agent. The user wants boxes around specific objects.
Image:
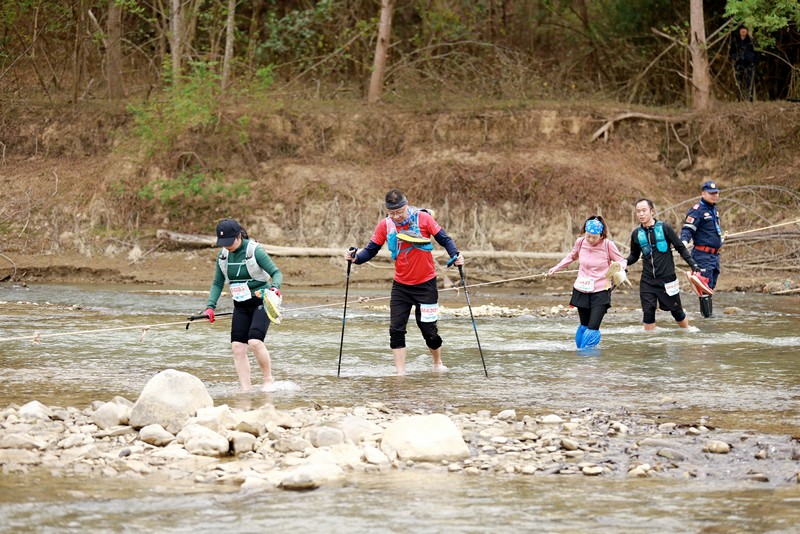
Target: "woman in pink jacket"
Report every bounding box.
[547,216,627,349]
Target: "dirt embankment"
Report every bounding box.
[1,100,799,292]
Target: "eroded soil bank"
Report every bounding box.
[1,101,799,291]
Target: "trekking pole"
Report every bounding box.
[185,312,232,329]
[449,256,488,378]
[337,247,357,377]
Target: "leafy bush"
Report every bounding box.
[136,169,250,219]
[127,60,222,154]
[256,0,336,67]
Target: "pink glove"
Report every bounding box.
[204,308,215,323]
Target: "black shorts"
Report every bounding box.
[230,297,270,343]
[569,288,611,310]
[640,276,685,323]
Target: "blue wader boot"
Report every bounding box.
[579,328,601,349]
[575,325,587,348]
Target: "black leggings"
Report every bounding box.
[569,288,611,330]
[577,306,607,330]
[389,278,442,350]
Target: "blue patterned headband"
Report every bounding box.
[585,219,604,235]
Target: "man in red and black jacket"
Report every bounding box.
[345,189,464,375]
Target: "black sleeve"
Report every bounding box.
[626,230,641,266]
[665,223,699,271]
[354,241,382,264]
[433,228,459,259]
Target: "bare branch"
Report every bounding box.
[651,27,687,49]
[591,112,693,142]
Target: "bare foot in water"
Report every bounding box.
[262,379,277,392]
[433,364,449,373]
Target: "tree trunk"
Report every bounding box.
[207,1,223,62]
[367,0,395,104]
[107,0,125,99]
[245,0,264,69]
[575,0,595,78]
[72,0,87,102]
[183,0,203,63]
[689,0,711,111]
[154,0,167,80]
[170,0,182,84]
[221,0,236,92]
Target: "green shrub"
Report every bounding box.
[136,169,250,219]
[127,60,222,155]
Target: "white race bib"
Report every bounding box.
[664,279,681,296]
[230,282,251,302]
[419,302,439,323]
[574,276,595,293]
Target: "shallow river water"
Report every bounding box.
[1,282,799,532]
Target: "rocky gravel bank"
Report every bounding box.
[2,370,798,493]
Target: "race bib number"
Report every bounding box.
[419,302,439,323]
[664,279,681,296]
[229,282,251,302]
[574,276,595,293]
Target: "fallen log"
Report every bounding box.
[156,229,562,259]
[770,287,800,295]
[156,230,215,246]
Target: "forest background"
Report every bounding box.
[0,0,799,289]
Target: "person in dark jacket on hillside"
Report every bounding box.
[730,25,757,102]
[627,199,701,331]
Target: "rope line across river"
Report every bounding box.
[0,269,578,343]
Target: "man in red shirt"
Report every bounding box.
[345,189,464,375]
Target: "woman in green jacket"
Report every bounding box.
[203,218,283,391]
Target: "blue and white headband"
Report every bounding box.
[585,219,604,235]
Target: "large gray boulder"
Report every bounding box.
[381,413,470,462]
[129,369,213,434]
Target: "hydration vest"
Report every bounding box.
[386,207,434,261]
[637,221,668,257]
[218,239,271,283]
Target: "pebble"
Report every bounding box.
[704,440,731,454]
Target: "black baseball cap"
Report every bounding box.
[701,180,720,193]
[215,219,241,246]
